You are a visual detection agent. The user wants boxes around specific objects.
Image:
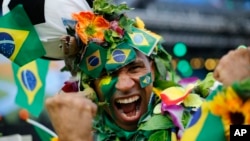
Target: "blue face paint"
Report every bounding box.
[98,75,118,103]
[139,72,152,88]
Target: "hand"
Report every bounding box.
[213,47,250,86]
[45,91,97,141]
[60,35,79,57]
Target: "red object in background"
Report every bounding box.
[61,80,79,92]
[19,109,29,121]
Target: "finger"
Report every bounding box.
[79,98,98,117]
[45,95,60,110]
[213,70,219,80]
[63,93,98,116]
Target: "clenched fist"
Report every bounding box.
[45,91,97,141]
[214,47,250,86]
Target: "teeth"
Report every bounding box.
[116,96,139,104]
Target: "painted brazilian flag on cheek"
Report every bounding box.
[98,76,118,102]
[0,5,45,66]
[105,42,136,73]
[139,72,152,88]
[79,42,107,78]
[12,58,49,117]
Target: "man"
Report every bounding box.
[46,50,163,141]
[45,0,250,141]
[46,0,183,140]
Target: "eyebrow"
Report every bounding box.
[128,58,144,66]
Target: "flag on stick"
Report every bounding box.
[13,58,49,117]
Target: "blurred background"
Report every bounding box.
[123,0,250,78]
[0,0,250,140]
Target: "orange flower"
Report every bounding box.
[72,11,110,44]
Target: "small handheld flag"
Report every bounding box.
[13,59,49,117]
[19,109,58,141]
[0,5,45,66]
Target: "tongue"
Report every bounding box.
[121,102,136,113]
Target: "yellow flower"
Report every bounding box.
[209,87,247,136]
[209,91,227,115]
[72,11,110,44]
[242,100,250,124]
[225,87,243,113]
[135,17,145,29]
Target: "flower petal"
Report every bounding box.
[93,16,110,29]
[161,104,185,138]
[160,86,191,106]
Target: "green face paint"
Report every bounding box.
[139,72,152,88]
[98,75,118,120]
[98,75,118,102]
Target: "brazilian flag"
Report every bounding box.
[125,27,160,56]
[13,58,49,117]
[34,126,54,141]
[105,43,136,73]
[79,42,107,78]
[0,5,45,66]
[139,72,152,88]
[181,89,226,141]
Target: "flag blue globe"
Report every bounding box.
[0,32,15,58]
[113,49,126,63]
[21,70,37,91]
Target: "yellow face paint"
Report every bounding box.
[98,75,118,102]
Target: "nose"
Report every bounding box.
[115,73,135,92]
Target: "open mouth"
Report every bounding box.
[115,95,141,119]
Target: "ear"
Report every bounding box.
[150,60,156,81]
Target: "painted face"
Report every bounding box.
[93,51,155,131]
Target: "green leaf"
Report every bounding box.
[153,80,180,91]
[138,114,174,131]
[93,0,132,15]
[232,78,250,99]
[119,15,134,33]
[154,56,167,79]
[182,110,192,128]
[194,72,215,98]
[148,130,170,141]
[153,45,175,81]
[183,93,203,108]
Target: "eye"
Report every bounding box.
[129,64,144,72]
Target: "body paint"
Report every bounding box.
[139,72,152,88]
[98,75,118,102]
